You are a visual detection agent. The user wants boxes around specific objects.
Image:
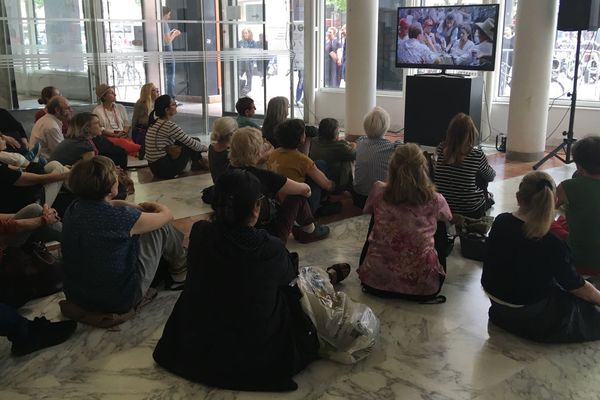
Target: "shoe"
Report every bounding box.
[292,223,330,244]
[11,317,77,356]
[25,143,41,162]
[326,263,351,284]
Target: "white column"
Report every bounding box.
[506,0,559,161]
[345,0,378,140]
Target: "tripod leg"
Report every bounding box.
[533,141,567,170]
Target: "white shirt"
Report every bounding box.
[29,113,64,159]
[450,39,475,65]
[397,38,436,64]
[93,103,130,132]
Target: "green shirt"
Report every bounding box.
[309,138,356,189]
[236,115,261,129]
[563,176,600,269]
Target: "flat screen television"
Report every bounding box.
[396,4,500,71]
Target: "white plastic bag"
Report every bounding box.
[296,266,380,364]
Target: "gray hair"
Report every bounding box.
[363,106,390,138]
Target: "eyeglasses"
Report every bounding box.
[170,103,178,107]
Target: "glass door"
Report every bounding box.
[102,0,145,103]
[220,0,296,118]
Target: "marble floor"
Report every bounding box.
[4,163,598,400]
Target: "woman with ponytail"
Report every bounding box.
[359,143,452,301]
[482,171,600,343]
[145,95,208,179]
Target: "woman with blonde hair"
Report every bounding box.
[359,143,452,301]
[434,112,495,218]
[208,116,237,183]
[262,96,289,148]
[51,112,101,166]
[229,127,329,244]
[131,83,160,157]
[482,171,600,342]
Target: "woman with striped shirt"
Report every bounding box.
[434,113,496,218]
[145,95,208,179]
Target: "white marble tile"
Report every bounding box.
[129,173,214,219]
[3,163,600,399]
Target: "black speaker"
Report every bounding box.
[404,75,483,147]
[557,0,600,31]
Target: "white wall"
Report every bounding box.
[315,89,600,145]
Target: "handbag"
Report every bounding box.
[0,242,64,307]
[456,215,494,261]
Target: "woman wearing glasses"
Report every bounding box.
[145,95,208,179]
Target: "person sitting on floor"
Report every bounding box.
[29,96,72,160]
[353,106,399,209]
[0,303,77,357]
[93,84,141,157]
[482,171,600,343]
[262,96,288,148]
[35,86,69,135]
[0,135,70,214]
[359,143,452,301]
[0,202,63,307]
[131,83,160,159]
[556,136,600,275]
[309,117,356,193]
[434,112,496,218]
[267,119,335,214]
[0,108,29,153]
[153,169,350,391]
[208,116,237,184]
[61,156,188,323]
[229,127,329,244]
[145,95,208,179]
[235,96,260,129]
[51,112,101,166]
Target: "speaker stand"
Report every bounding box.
[533,30,581,170]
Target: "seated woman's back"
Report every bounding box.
[359,144,452,298]
[482,212,582,305]
[153,169,318,391]
[434,113,495,217]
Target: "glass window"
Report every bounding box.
[102,0,145,103]
[321,0,410,91]
[4,0,92,108]
[500,0,600,102]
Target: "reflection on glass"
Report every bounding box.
[103,0,145,103]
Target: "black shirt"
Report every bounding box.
[0,162,35,213]
[481,213,584,305]
[153,221,317,390]
[234,166,287,198]
[208,144,230,183]
[0,108,27,141]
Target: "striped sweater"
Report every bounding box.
[434,145,496,215]
[145,119,204,163]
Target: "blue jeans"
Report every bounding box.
[164,54,176,97]
[307,160,329,213]
[0,303,29,343]
[296,70,304,103]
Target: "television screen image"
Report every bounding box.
[396,4,500,71]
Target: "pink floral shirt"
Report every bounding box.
[359,181,452,296]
